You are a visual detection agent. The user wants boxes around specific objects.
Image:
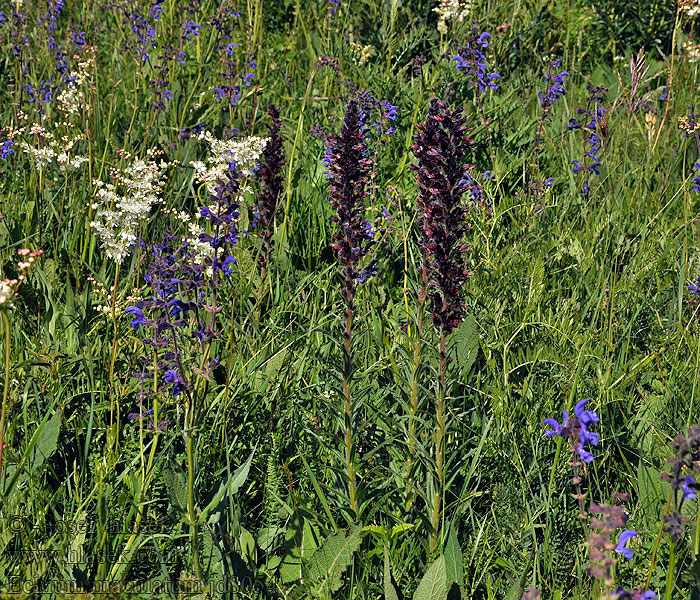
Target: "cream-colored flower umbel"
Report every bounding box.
[190,131,267,195]
[56,47,96,115]
[683,40,700,63]
[0,249,43,310]
[681,0,700,18]
[433,0,471,34]
[182,133,268,268]
[91,149,175,264]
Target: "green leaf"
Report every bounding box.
[390,523,415,539]
[29,409,62,476]
[305,525,363,597]
[202,526,224,586]
[444,526,463,588]
[280,514,321,585]
[163,461,187,513]
[240,526,256,568]
[448,315,478,377]
[198,450,254,525]
[384,545,400,600]
[413,555,446,600]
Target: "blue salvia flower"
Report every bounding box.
[453,25,500,95]
[568,85,607,195]
[611,589,656,600]
[683,475,697,500]
[182,20,201,41]
[690,162,700,192]
[538,59,570,111]
[614,530,638,559]
[198,164,243,280]
[543,398,600,463]
[0,140,14,159]
[125,232,210,409]
[71,31,86,47]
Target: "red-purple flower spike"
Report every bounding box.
[257,105,285,271]
[327,98,373,306]
[412,98,472,334]
[325,98,374,519]
[412,98,472,552]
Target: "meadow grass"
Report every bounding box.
[0,0,697,598]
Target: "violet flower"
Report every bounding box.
[587,502,630,585]
[537,59,570,110]
[0,140,14,159]
[412,98,472,334]
[614,529,638,560]
[256,105,286,271]
[125,232,205,405]
[568,84,607,195]
[327,99,376,293]
[612,589,656,600]
[453,25,500,95]
[683,475,698,500]
[543,398,600,464]
[324,98,376,517]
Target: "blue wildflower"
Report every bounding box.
[543,399,599,463]
[683,475,697,500]
[615,530,638,560]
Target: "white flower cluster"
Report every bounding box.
[433,0,472,34]
[175,132,268,267]
[163,207,214,272]
[90,149,175,264]
[13,123,88,172]
[56,49,96,115]
[87,276,140,318]
[683,40,700,63]
[190,131,267,195]
[681,0,700,17]
[0,249,43,310]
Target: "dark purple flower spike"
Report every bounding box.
[412,98,473,552]
[325,98,376,519]
[412,98,472,335]
[257,105,286,271]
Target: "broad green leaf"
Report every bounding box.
[306,525,362,597]
[198,450,254,525]
[448,315,478,376]
[413,555,446,600]
[391,523,415,539]
[30,409,62,476]
[444,526,464,588]
[163,461,187,513]
[384,545,400,600]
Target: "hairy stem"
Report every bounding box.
[343,299,359,519]
[0,310,11,480]
[430,326,447,554]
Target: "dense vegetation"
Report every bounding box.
[0,0,698,598]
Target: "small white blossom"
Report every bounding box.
[90,149,173,263]
[433,0,471,34]
[681,1,700,18]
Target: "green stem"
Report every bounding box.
[279,67,316,247]
[343,302,359,519]
[187,428,201,579]
[0,310,11,481]
[405,280,425,512]
[664,540,676,600]
[430,327,447,554]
